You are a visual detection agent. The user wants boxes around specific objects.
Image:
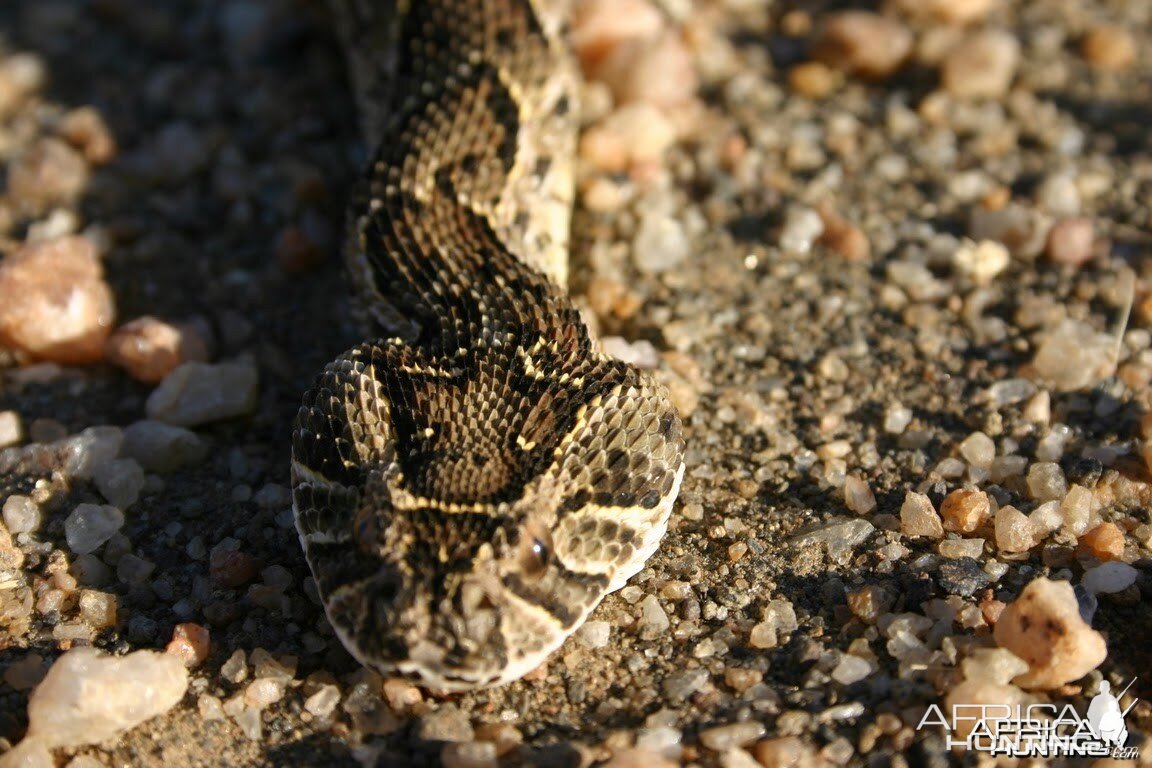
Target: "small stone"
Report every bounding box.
[7,138,90,215]
[830,654,874,686]
[941,30,1020,98]
[304,684,341,718]
[244,678,286,710]
[1082,562,1138,595]
[938,538,985,559]
[1059,484,1096,536]
[778,206,825,255]
[166,623,210,667]
[937,557,993,596]
[788,61,839,98]
[116,554,155,584]
[581,103,676,174]
[1078,522,1124,561]
[846,585,893,623]
[93,458,146,510]
[842,476,876,515]
[441,742,498,768]
[958,431,995,468]
[900,491,943,539]
[106,316,209,384]
[887,0,993,25]
[993,577,1107,690]
[633,212,689,274]
[197,694,225,721]
[1045,218,1095,266]
[994,505,1040,553]
[77,590,117,628]
[146,361,259,427]
[58,106,117,165]
[595,28,697,110]
[3,495,42,534]
[723,668,762,694]
[23,647,188,748]
[0,52,46,117]
[793,518,875,562]
[939,489,991,533]
[0,410,22,448]
[698,721,766,751]
[0,236,115,363]
[638,594,670,638]
[382,677,423,713]
[601,748,678,768]
[754,737,819,768]
[986,378,1037,407]
[1030,319,1113,392]
[64,504,124,555]
[418,705,474,743]
[662,667,709,701]
[1080,25,1137,72]
[813,12,912,80]
[220,649,248,684]
[883,403,912,434]
[121,420,210,473]
[952,239,1009,284]
[474,722,523,757]
[1026,462,1067,502]
[570,0,664,75]
[577,620,611,649]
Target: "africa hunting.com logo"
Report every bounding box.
[916,678,1140,759]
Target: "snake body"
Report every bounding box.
[292,0,685,690]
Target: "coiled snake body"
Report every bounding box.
[292,0,685,690]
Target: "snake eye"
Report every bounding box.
[518,523,552,580]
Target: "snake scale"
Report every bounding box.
[291,0,686,690]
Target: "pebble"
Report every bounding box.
[638,593,670,637]
[794,518,875,563]
[121,420,210,472]
[382,678,423,713]
[842,476,876,515]
[900,492,943,539]
[994,505,1039,553]
[788,61,839,99]
[59,106,117,165]
[937,557,993,596]
[0,236,115,363]
[1036,174,1080,217]
[1030,319,1113,391]
[441,742,498,768]
[3,495,42,534]
[969,205,1051,258]
[887,0,993,25]
[106,316,210,383]
[581,103,676,173]
[570,0,664,75]
[1059,484,1096,536]
[165,623,210,667]
[77,590,117,628]
[778,206,824,255]
[813,12,912,80]
[944,651,1030,740]
[939,489,990,533]
[64,503,125,555]
[304,684,341,718]
[3,654,47,691]
[1081,562,1138,595]
[145,361,259,427]
[0,52,46,117]
[698,721,766,751]
[20,647,188,748]
[1026,461,1067,502]
[93,458,146,510]
[753,737,820,768]
[1044,217,1095,266]
[992,577,1106,689]
[883,403,912,433]
[846,585,893,623]
[662,667,709,701]
[0,410,22,448]
[952,239,1009,284]
[577,620,611,649]
[958,431,995,468]
[601,748,678,768]
[220,649,248,684]
[830,654,874,686]
[633,211,690,273]
[1080,25,1137,72]
[7,138,90,215]
[596,28,698,110]
[941,30,1020,98]
[418,705,474,743]
[1078,522,1124,561]
[210,547,260,588]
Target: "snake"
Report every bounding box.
[291,0,686,690]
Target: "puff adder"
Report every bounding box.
[292,0,686,690]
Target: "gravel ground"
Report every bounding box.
[1,1,1151,766]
